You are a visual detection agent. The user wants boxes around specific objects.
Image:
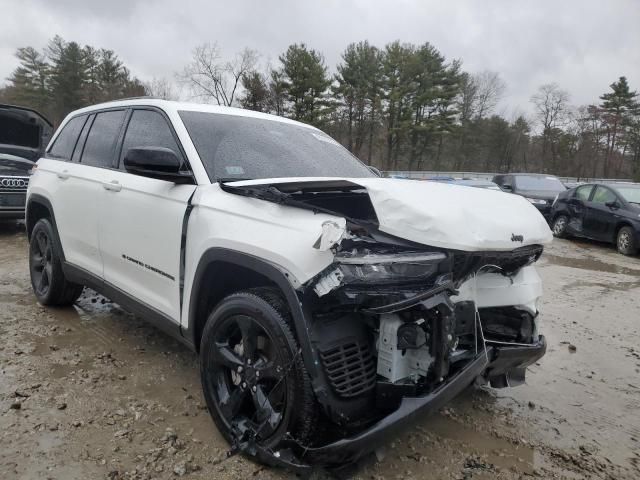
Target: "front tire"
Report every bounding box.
[199,289,317,459]
[617,226,638,256]
[29,218,83,306]
[552,214,569,238]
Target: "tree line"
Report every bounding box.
[2,36,639,180]
[0,36,145,125]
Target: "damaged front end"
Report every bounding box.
[219,180,548,470]
[296,224,546,468]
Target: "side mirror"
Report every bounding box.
[501,184,513,192]
[367,165,382,177]
[123,147,193,184]
[606,200,620,209]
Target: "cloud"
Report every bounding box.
[2,0,639,114]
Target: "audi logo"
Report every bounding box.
[0,178,28,188]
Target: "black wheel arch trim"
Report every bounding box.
[185,248,320,381]
[26,193,66,262]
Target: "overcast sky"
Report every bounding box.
[2,0,639,117]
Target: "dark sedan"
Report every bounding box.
[493,173,567,221]
[0,104,52,220]
[550,183,640,255]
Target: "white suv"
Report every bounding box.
[26,99,552,470]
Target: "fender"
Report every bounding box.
[185,247,320,381]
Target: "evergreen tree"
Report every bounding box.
[334,41,383,159]
[46,36,88,122]
[239,71,270,112]
[278,44,332,127]
[599,76,639,177]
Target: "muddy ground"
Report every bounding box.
[1,222,639,480]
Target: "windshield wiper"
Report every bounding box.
[216,177,254,183]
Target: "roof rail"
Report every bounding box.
[103,96,164,103]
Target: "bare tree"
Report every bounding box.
[178,43,258,106]
[530,83,570,172]
[144,77,178,100]
[474,71,506,119]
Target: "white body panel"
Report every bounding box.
[452,265,543,315]
[30,159,104,275]
[98,169,196,321]
[353,178,552,251]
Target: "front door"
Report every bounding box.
[584,186,621,242]
[97,108,196,322]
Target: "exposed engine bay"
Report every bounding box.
[305,220,544,429]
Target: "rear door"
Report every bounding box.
[584,185,621,241]
[97,108,196,322]
[39,111,127,276]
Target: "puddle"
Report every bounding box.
[543,252,640,276]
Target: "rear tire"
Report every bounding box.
[616,226,638,256]
[29,218,84,306]
[199,288,317,459]
[552,214,569,238]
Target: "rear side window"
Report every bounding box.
[48,115,86,160]
[120,110,183,169]
[81,110,126,168]
[574,185,594,201]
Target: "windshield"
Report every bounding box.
[615,186,640,204]
[514,175,565,192]
[179,111,374,181]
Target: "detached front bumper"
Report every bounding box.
[300,348,491,467]
[485,335,546,388]
[262,336,547,470]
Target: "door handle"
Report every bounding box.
[57,170,70,180]
[103,180,122,192]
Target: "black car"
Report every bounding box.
[0,104,52,220]
[493,173,567,220]
[550,183,640,255]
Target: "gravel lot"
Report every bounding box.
[1,222,639,479]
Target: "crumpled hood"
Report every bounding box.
[224,177,553,252]
[353,178,552,251]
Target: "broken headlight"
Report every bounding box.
[336,251,446,284]
[313,250,447,297]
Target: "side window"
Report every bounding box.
[574,185,594,201]
[120,110,183,170]
[591,186,617,205]
[81,110,126,168]
[48,115,87,161]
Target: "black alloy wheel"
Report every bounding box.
[200,289,317,457]
[30,228,53,297]
[208,313,287,440]
[28,218,84,306]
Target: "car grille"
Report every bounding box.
[319,340,377,398]
[452,244,543,283]
[0,176,29,193]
